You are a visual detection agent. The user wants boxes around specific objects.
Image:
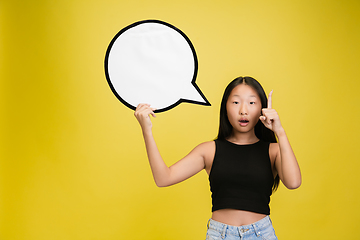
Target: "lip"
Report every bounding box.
[239,118,249,127]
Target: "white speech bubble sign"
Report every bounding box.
[104,20,210,113]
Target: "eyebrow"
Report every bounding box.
[231,94,258,98]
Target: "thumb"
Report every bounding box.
[259,116,267,126]
[150,108,157,118]
[259,116,272,130]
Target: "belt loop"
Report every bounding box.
[221,224,227,239]
[253,223,261,237]
[237,226,242,237]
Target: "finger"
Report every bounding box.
[136,104,153,114]
[262,109,275,115]
[136,103,146,108]
[262,112,273,126]
[135,103,148,112]
[142,106,156,118]
[263,109,279,121]
[150,108,157,118]
[135,104,152,117]
[268,90,273,109]
[267,118,272,125]
[259,116,270,128]
[261,108,271,116]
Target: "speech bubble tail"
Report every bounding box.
[180,82,211,106]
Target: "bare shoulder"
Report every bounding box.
[268,142,279,175]
[196,140,215,150]
[194,141,216,175]
[193,141,215,157]
[269,142,280,163]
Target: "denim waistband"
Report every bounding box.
[207,216,273,238]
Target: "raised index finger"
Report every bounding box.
[267,90,273,109]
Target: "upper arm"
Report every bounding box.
[165,141,215,187]
[270,142,301,189]
[269,143,280,178]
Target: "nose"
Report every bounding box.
[240,103,248,115]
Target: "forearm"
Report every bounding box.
[142,130,171,187]
[276,129,302,189]
[134,104,204,187]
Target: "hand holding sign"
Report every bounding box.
[105,20,210,113]
[134,103,156,133]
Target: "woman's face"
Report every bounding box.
[226,84,262,134]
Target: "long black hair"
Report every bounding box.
[216,76,280,192]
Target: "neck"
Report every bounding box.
[227,129,259,144]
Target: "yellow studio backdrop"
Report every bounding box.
[1,0,359,239]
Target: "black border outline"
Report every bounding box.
[104,19,211,113]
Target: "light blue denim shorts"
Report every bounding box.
[206,216,278,240]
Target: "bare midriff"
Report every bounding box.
[211,209,267,226]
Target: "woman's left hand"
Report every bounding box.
[259,90,284,134]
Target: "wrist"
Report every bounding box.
[274,127,286,138]
[142,128,153,137]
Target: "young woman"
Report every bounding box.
[134,76,301,240]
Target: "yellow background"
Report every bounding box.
[1,0,359,239]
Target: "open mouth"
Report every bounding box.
[239,119,249,126]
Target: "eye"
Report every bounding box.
[250,101,255,105]
[233,101,239,104]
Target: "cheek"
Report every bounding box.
[226,105,235,118]
[251,106,262,116]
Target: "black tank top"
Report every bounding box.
[209,139,274,215]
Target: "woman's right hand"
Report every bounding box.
[134,104,156,132]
